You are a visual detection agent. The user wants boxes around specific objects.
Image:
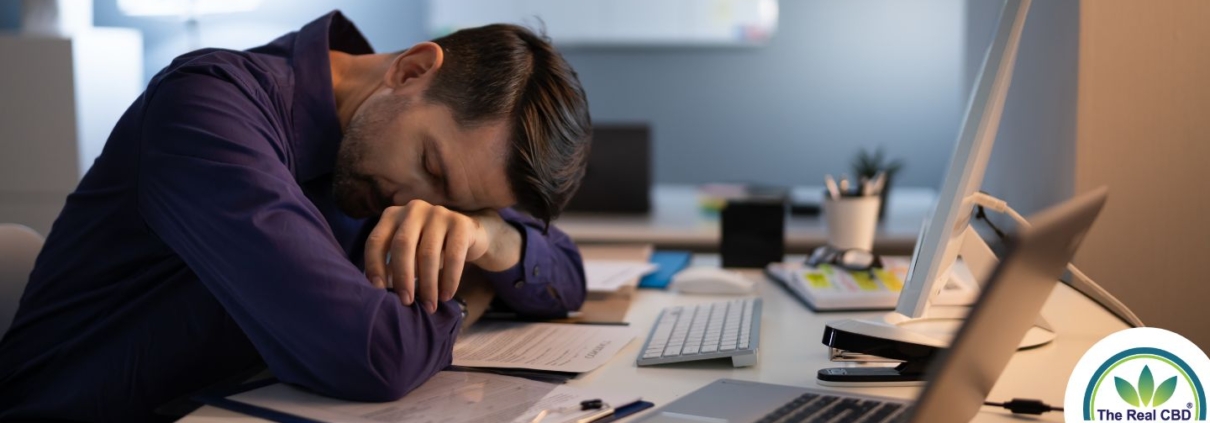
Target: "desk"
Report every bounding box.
[555,185,935,254]
[182,255,1126,422]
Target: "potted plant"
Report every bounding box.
[851,147,904,220]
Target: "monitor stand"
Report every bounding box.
[818,226,1055,384]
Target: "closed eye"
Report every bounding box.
[423,148,439,180]
[423,143,450,200]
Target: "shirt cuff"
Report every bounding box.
[478,220,564,316]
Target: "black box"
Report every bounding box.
[720,198,787,268]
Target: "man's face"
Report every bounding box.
[333,92,516,218]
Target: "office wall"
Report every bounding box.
[560,0,966,187]
[1075,0,1210,348]
[2,0,967,189]
[966,0,1078,216]
[0,3,19,29]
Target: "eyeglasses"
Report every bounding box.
[806,246,883,271]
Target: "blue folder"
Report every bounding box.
[638,251,692,289]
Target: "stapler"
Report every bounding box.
[815,318,947,387]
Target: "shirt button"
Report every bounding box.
[514,280,525,289]
[533,266,540,277]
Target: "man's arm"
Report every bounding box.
[137,67,454,401]
[475,208,587,318]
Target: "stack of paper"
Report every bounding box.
[584,260,658,293]
[453,321,637,373]
[225,371,639,423]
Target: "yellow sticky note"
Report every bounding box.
[850,271,880,291]
[874,268,903,292]
[804,272,831,289]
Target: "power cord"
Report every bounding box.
[970,192,1145,328]
[974,205,1009,242]
[983,399,1064,415]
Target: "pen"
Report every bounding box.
[871,171,886,195]
[531,398,613,423]
[824,175,840,200]
[839,175,850,196]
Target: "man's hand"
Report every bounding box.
[364,199,521,314]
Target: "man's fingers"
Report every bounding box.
[366,200,481,314]
[364,206,403,288]
[441,220,473,302]
[415,207,449,314]
[390,203,426,305]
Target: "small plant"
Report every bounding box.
[851,147,905,180]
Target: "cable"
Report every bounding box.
[973,205,1009,242]
[970,192,1145,328]
[983,399,1064,415]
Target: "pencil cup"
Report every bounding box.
[822,195,881,251]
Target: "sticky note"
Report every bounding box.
[874,268,903,292]
[804,272,831,289]
[850,271,881,291]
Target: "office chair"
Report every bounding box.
[0,224,43,336]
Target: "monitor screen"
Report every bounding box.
[895,0,1030,318]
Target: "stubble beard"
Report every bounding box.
[332,94,409,218]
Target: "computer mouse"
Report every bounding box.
[671,267,756,295]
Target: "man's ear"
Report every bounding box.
[384,41,444,91]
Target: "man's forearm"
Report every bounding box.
[456,273,496,332]
[471,219,522,272]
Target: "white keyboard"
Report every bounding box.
[636,298,762,367]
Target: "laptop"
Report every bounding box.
[635,187,1108,423]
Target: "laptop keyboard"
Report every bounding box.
[755,392,910,423]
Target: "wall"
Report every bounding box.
[560,0,965,186]
[1075,0,1210,348]
[3,0,967,189]
[0,2,18,29]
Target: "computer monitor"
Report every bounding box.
[895,0,1030,319]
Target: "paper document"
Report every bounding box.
[228,371,637,423]
[453,321,636,373]
[584,260,658,292]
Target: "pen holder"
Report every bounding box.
[822,195,881,251]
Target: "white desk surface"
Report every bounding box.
[554,185,935,253]
[181,255,1127,423]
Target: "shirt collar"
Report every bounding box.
[290,11,374,182]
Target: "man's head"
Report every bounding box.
[333,24,591,226]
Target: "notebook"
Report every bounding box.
[764,257,979,311]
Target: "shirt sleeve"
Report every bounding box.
[478,208,586,318]
[135,65,458,402]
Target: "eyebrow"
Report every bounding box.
[426,135,453,203]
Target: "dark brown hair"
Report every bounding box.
[425,24,591,226]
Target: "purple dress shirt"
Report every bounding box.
[0,11,585,422]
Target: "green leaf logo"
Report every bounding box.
[1140,366,1155,406]
[1116,365,1180,407]
[1117,376,1141,406]
[1154,376,1178,407]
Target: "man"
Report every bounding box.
[0,11,591,422]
